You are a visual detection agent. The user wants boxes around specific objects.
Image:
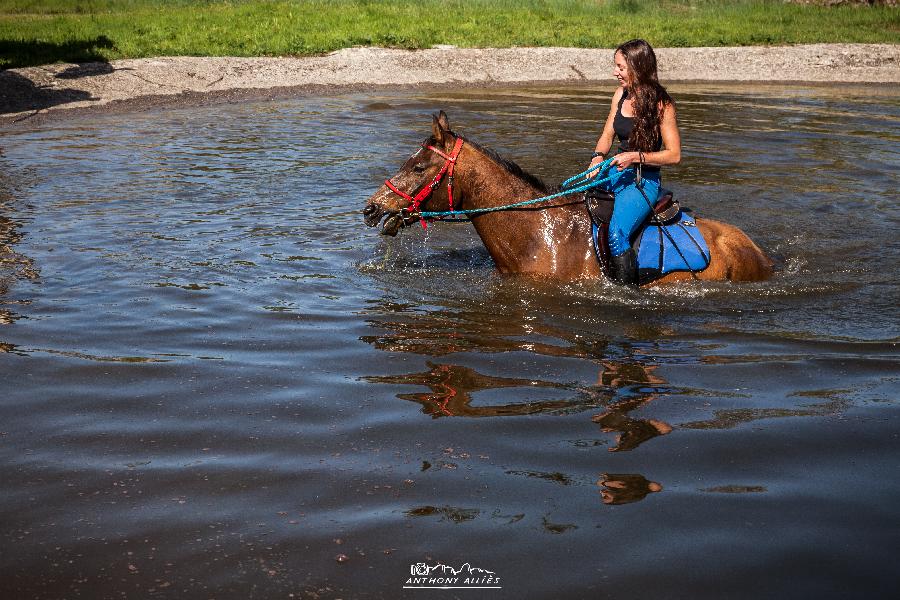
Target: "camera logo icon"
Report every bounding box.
[410,563,430,576]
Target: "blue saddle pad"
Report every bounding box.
[634,211,711,283]
[591,211,711,284]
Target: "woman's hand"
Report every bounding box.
[586,155,606,179]
[611,151,640,171]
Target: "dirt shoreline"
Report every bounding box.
[1,44,898,125]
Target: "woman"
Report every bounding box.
[589,39,681,286]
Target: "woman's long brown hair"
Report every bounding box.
[617,39,673,153]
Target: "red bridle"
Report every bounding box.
[384,137,464,229]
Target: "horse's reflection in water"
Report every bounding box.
[363,353,672,445]
[361,306,674,505]
[365,361,602,418]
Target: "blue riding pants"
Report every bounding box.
[599,165,661,256]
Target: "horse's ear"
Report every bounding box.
[431,111,452,148]
[437,110,450,132]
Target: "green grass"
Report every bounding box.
[1,0,897,69]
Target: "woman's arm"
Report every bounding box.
[612,102,681,170]
[587,88,623,176]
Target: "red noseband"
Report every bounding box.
[384,137,464,229]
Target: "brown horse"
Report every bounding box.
[363,112,773,284]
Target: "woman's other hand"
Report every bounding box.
[611,151,640,171]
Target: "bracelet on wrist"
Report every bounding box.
[591,151,606,159]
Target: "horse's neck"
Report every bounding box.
[457,151,544,211]
[457,146,547,232]
[455,146,595,277]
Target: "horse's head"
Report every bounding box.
[363,111,463,236]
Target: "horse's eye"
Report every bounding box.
[413,164,427,173]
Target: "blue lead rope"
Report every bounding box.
[417,157,616,220]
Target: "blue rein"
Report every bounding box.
[416,157,616,220]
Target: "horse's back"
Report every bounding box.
[699,217,773,281]
[652,217,773,284]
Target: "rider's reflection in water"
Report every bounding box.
[591,360,673,452]
[597,473,663,505]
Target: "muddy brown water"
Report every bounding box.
[1,83,898,599]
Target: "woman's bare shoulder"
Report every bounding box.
[611,86,624,106]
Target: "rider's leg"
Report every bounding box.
[608,171,660,286]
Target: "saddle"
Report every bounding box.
[585,187,710,284]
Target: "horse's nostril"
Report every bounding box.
[363,204,386,227]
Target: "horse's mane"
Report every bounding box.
[431,132,550,193]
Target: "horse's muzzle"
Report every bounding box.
[363,204,419,236]
[363,204,384,227]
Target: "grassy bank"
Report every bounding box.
[1,0,897,69]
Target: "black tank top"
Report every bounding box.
[613,89,663,156]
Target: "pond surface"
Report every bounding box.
[1,83,898,599]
